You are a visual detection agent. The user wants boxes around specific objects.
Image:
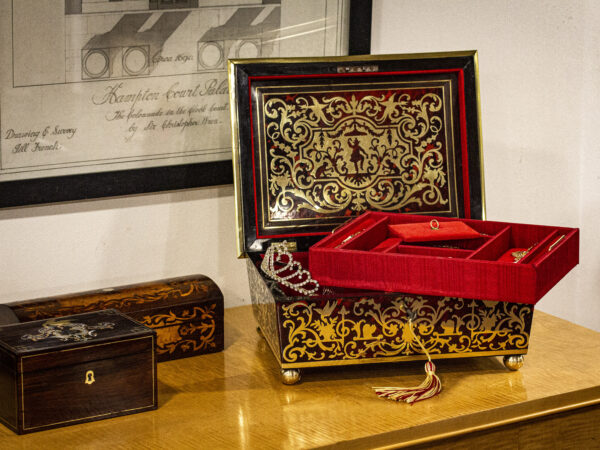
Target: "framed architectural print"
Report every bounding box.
[0,0,372,207]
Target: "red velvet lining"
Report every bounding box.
[468,227,511,261]
[388,221,481,242]
[340,219,388,250]
[393,246,471,259]
[497,248,525,263]
[327,218,379,249]
[371,238,402,252]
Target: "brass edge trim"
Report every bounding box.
[473,50,487,220]
[20,335,153,360]
[280,349,527,369]
[445,77,460,217]
[381,393,600,450]
[19,358,23,432]
[275,305,285,366]
[22,404,157,432]
[228,60,246,258]
[252,301,282,366]
[0,414,17,433]
[14,358,18,432]
[152,334,156,406]
[259,323,282,367]
[0,363,18,432]
[20,335,155,431]
[229,50,478,67]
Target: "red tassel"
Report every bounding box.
[373,361,442,404]
[373,319,442,404]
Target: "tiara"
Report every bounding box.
[260,241,320,296]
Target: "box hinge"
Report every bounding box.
[283,241,298,252]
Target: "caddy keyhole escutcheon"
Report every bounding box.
[85,370,95,385]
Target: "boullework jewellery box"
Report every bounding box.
[0,309,157,434]
[229,51,578,385]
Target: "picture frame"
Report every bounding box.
[0,0,372,208]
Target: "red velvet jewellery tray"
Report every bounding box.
[309,212,579,304]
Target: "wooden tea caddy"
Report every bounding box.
[0,310,156,434]
[6,275,224,363]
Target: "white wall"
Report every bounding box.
[372,0,600,330]
[0,186,249,307]
[1,0,598,331]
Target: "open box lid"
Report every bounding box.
[229,51,485,256]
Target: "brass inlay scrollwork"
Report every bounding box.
[247,259,281,360]
[258,84,455,226]
[280,297,531,363]
[140,305,216,327]
[142,305,217,355]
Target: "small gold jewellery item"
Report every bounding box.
[261,241,319,296]
[511,243,537,263]
[335,228,366,248]
[547,234,566,252]
[430,219,440,230]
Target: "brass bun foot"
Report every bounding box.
[503,355,525,371]
[281,369,301,385]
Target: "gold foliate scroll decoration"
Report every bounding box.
[17,279,209,320]
[247,259,281,358]
[262,89,451,220]
[141,305,218,355]
[280,297,531,363]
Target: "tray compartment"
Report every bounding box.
[469,224,557,262]
[389,246,472,259]
[309,211,579,304]
[404,237,489,250]
[338,218,389,251]
[370,238,403,252]
[467,226,511,261]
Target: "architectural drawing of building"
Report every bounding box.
[67,0,280,81]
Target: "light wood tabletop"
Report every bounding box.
[1,305,599,449]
